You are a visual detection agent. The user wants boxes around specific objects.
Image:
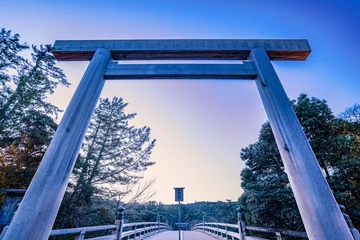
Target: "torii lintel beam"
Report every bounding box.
[104,62,257,80]
[52,39,311,61]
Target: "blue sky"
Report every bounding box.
[1,0,360,203]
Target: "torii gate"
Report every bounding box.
[3,40,353,240]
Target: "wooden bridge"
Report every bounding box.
[0,191,359,239]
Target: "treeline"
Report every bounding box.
[240,94,360,231]
[0,28,156,229]
[124,200,239,229]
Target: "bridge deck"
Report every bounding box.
[146,231,215,240]
[146,231,268,240]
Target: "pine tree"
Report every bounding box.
[0,28,68,193]
[56,97,156,228]
[0,43,68,137]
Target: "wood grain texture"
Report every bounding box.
[3,49,111,240]
[104,62,257,80]
[52,39,311,61]
[250,48,353,240]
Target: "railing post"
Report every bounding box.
[115,206,125,240]
[203,215,206,233]
[0,189,26,234]
[275,232,282,240]
[225,224,228,239]
[339,204,360,240]
[134,224,137,239]
[157,215,160,233]
[237,207,246,240]
[142,224,145,237]
[74,230,85,240]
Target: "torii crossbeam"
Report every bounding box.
[3,39,353,240]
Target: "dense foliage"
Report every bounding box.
[0,28,69,194]
[0,28,157,231]
[240,94,360,230]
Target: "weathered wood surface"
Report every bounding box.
[0,190,26,229]
[3,49,111,240]
[50,225,116,236]
[146,231,216,240]
[192,223,305,240]
[246,226,307,238]
[53,39,311,61]
[104,62,257,80]
[250,47,353,239]
[49,222,171,240]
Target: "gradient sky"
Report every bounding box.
[1,0,360,204]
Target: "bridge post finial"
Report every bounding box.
[115,206,125,240]
[339,204,360,240]
[237,206,246,240]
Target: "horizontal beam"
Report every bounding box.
[52,39,311,61]
[103,62,257,80]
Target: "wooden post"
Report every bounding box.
[203,215,206,233]
[157,215,160,232]
[115,206,125,240]
[133,224,137,239]
[237,207,246,240]
[0,190,26,233]
[3,48,111,240]
[225,225,228,239]
[250,48,353,239]
[339,205,360,240]
[74,230,85,240]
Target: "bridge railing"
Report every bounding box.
[50,222,171,240]
[49,206,171,240]
[192,205,360,240]
[192,221,307,240]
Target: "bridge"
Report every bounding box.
[1,38,360,240]
[0,189,359,239]
[44,205,309,240]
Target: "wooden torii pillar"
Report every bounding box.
[3,39,353,240]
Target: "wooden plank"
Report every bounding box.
[250,48,353,239]
[104,62,257,80]
[52,39,311,61]
[3,49,111,240]
[50,225,116,236]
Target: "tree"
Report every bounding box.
[55,97,156,228]
[239,122,303,230]
[0,28,28,87]
[240,94,360,230]
[0,28,68,194]
[330,104,360,227]
[340,104,360,123]
[0,43,68,137]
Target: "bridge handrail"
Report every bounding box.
[192,222,308,239]
[193,222,238,229]
[50,221,171,239]
[245,226,307,238]
[50,225,117,236]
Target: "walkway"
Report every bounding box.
[146,231,215,240]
